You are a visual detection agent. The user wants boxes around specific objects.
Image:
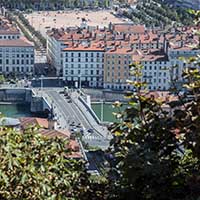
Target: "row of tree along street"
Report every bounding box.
[0,0,112,10]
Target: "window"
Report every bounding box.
[91,70,93,75]
[6,59,9,65]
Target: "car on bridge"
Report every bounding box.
[87,128,94,133]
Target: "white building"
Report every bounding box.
[62,43,104,88]
[0,17,34,77]
[0,39,34,76]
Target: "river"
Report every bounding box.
[0,104,33,118]
[91,102,127,122]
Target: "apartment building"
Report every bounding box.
[62,42,104,88]
[0,17,34,77]
[104,48,170,91]
[47,28,94,76]
[47,24,200,91]
[104,47,133,90]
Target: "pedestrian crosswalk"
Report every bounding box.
[82,134,103,140]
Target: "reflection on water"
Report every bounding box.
[0,104,33,118]
[91,103,127,122]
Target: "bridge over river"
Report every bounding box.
[34,88,111,150]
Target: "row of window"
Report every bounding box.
[0,59,34,65]
[0,66,33,72]
[66,77,102,82]
[144,71,167,77]
[0,54,34,58]
[106,84,167,91]
[65,64,103,68]
[65,70,102,75]
[143,61,168,65]
[107,72,128,77]
[0,35,20,39]
[0,48,33,52]
[65,52,102,57]
[65,58,103,62]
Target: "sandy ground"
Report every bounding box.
[25,10,129,37]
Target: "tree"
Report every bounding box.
[107,12,200,200]
[0,127,108,200]
[0,75,5,85]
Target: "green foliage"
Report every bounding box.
[0,75,5,84]
[107,12,200,199]
[1,0,112,10]
[0,128,80,199]
[108,67,200,199]
[122,0,193,27]
[0,128,108,200]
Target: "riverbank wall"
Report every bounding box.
[0,88,51,114]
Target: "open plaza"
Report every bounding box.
[25,10,128,37]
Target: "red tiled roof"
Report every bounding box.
[20,117,48,129]
[113,24,145,34]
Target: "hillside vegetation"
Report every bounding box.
[119,0,193,27]
[0,0,112,10]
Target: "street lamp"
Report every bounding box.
[79,73,82,90]
[101,100,104,122]
[40,75,44,90]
